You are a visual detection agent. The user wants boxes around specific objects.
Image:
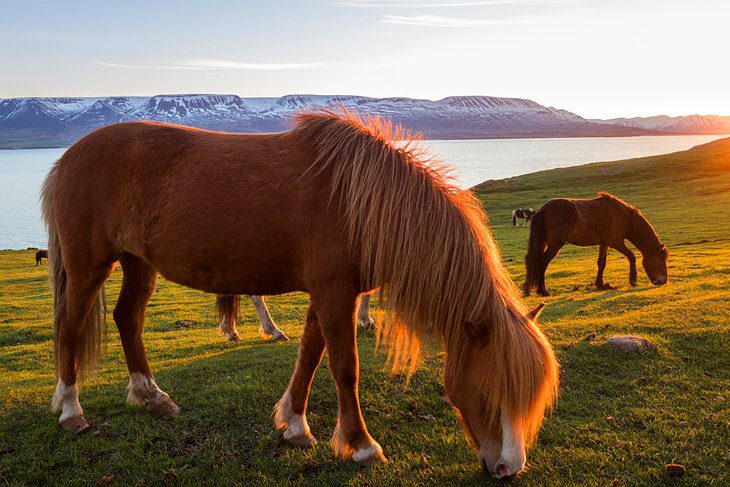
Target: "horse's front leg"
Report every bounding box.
[356,293,376,330]
[317,287,386,466]
[250,296,289,342]
[274,302,323,447]
[594,244,608,288]
[613,241,637,286]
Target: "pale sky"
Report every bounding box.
[1,0,728,118]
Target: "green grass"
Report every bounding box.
[2,139,730,486]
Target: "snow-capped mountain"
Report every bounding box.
[592,115,730,134]
[0,93,657,149]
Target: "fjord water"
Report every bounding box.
[0,135,726,249]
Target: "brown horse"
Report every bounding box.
[36,249,48,265]
[42,111,557,479]
[524,193,668,296]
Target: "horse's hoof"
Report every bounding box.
[352,444,388,467]
[147,396,180,415]
[537,290,550,297]
[227,333,241,342]
[283,430,318,448]
[272,333,290,343]
[359,320,377,331]
[60,415,91,434]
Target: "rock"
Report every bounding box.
[605,335,652,353]
[174,320,197,328]
[665,463,686,477]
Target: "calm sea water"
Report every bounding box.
[1,134,726,249]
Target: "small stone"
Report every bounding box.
[606,416,613,421]
[174,320,197,328]
[665,463,686,477]
[678,420,687,427]
[605,335,652,353]
[97,475,113,487]
[418,413,435,420]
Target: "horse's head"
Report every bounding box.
[643,246,668,285]
[444,303,558,480]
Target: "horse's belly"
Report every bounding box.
[130,213,307,296]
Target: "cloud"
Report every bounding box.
[336,0,581,7]
[381,14,565,26]
[92,59,333,71]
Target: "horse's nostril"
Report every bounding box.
[496,463,516,480]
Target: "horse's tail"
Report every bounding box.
[512,211,517,227]
[42,164,107,379]
[216,295,239,335]
[524,209,546,295]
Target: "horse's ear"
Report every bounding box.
[526,302,546,321]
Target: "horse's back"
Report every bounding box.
[539,195,631,246]
[48,122,344,295]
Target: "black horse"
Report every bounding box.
[35,250,48,266]
[512,208,535,227]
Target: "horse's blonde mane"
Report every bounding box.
[294,110,558,443]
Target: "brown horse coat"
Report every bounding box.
[43,113,558,478]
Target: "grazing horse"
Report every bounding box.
[512,208,535,227]
[36,249,48,265]
[524,193,668,296]
[216,293,375,342]
[42,111,557,479]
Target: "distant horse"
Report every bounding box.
[216,293,375,342]
[524,193,668,296]
[36,250,48,265]
[41,112,557,479]
[512,208,535,227]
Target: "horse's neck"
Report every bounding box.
[627,212,660,255]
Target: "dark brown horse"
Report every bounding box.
[36,249,48,265]
[42,111,557,479]
[524,193,668,296]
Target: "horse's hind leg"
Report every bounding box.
[251,295,289,342]
[275,301,324,447]
[114,254,178,414]
[52,263,113,433]
[595,244,609,288]
[217,295,241,341]
[537,244,561,296]
[356,294,376,330]
[317,285,386,466]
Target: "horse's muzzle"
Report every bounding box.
[652,277,667,286]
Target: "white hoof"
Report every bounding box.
[352,442,387,467]
[274,392,317,447]
[127,373,179,414]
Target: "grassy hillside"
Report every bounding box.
[1,139,729,485]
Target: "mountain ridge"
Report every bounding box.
[0,93,670,149]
